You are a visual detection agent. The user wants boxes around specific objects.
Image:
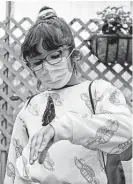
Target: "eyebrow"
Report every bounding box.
[33,60,44,66]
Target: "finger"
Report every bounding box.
[29,135,38,164]
[38,149,48,164]
[39,137,53,153]
[38,140,52,164]
[33,133,44,162]
[38,125,54,153]
[38,139,53,164]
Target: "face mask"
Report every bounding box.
[38,56,73,89]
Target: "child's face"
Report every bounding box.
[27,38,74,89]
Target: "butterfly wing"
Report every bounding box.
[42,96,56,126]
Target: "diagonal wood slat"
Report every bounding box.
[0,17,132,184]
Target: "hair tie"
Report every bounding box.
[38,8,57,20]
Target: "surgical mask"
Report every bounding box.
[38,55,73,89]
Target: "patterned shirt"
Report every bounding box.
[4,79,132,184]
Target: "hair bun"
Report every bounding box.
[38,6,57,20]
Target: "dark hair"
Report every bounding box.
[21,7,75,64]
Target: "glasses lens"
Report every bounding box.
[46,50,62,64]
[28,61,42,71]
[33,64,43,71]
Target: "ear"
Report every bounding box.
[71,49,82,63]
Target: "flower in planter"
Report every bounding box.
[88,6,132,65]
[97,6,132,35]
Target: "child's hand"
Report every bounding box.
[29,124,55,165]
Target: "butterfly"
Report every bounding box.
[42,95,56,126]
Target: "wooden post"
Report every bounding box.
[1,1,14,183]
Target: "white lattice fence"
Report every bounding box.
[0,17,132,183]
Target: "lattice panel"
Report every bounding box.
[0,17,37,183]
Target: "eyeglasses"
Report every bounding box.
[26,45,73,72]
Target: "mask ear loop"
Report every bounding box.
[63,48,75,73]
[36,79,42,93]
[71,49,82,75]
[65,48,75,61]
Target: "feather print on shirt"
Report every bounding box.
[13,138,23,158]
[109,137,132,154]
[80,90,104,114]
[85,119,119,150]
[27,102,40,116]
[74,157,99,184]
[43,152,55,171]
[6,161,15,183]
[80,93,94,113]
[109,89,127,106]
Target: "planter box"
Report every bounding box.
[89,34,132,65]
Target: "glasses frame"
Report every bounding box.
[26,45,73,72]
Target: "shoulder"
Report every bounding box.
[78,79,113,91]
[91,79,114,92]
[77,80,91,90]
[74,79,113,96]
[90,79,117,100]
[93,79,112,88]
[26,91,48,106]
[17,91,48,118]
